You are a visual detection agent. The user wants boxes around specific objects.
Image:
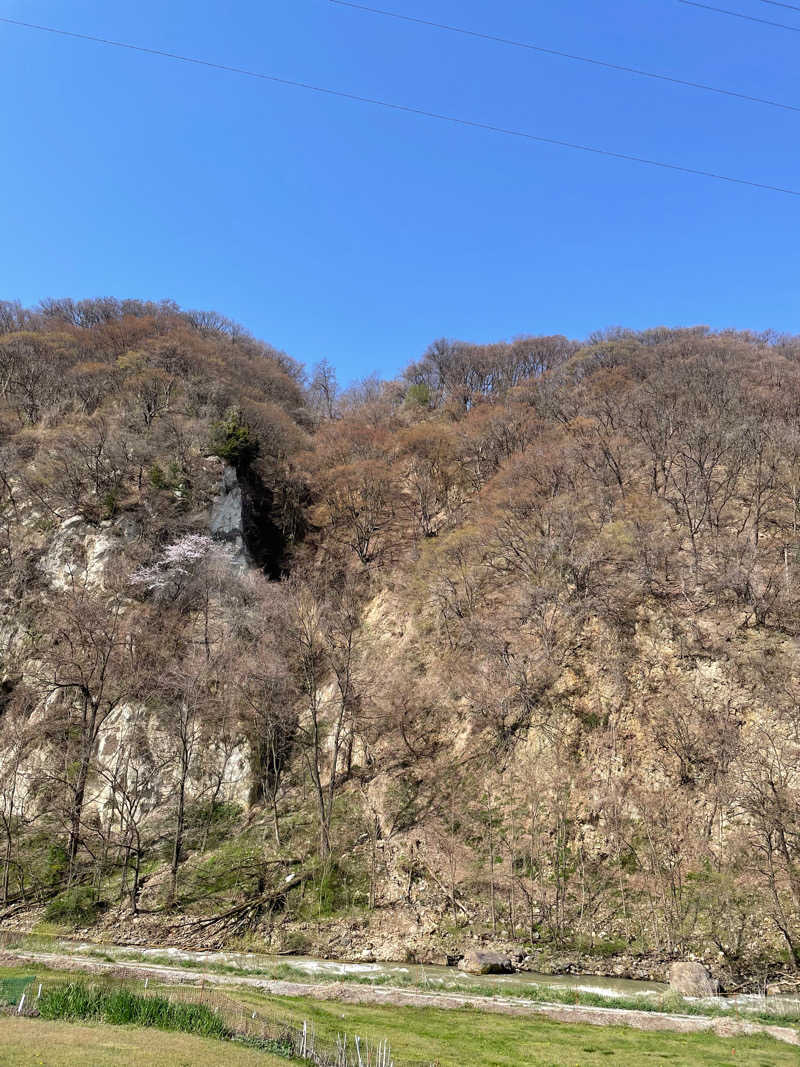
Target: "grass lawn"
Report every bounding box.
[1,964,797,1066]
[0,1017,292,1066]
[232,990,798,1067]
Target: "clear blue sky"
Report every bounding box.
[2,0,799,381]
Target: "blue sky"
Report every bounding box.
[2,0,799,382]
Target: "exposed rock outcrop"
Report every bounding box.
[458,949,513,975]
[208,462,294,576]
[209,464,249,564]
[668,962,719,998]
[38,514,136,589]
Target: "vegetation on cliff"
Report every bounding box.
[2,299,800,983]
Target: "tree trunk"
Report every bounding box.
[171,755,188,905]
[130,839,141,915]
[2,828,12,904]
[67,697,99,885]
[67,752,91,884]
[487,797,496,935]
[270,790,282,849]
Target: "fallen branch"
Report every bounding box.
[168,870,315,938]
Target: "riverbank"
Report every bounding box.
[1,945,798,1049]
[2,907,786,992]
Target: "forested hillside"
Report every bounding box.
[2,299,800,986]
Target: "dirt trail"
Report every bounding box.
[2,948,798,1048]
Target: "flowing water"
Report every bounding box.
[69,940,667,997]
[246,954,669,996]
[11,937,800,1017]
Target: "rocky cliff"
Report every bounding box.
[2,303,800,988]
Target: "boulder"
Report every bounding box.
[668,962,719,997]
[458,950,513,975]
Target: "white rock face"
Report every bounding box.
[38,515,126,590]
[90,702,252,815]
[6,487,256,826]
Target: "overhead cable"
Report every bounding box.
[1,14,799,196]
[330,0,800,114]
[678,0,800,32]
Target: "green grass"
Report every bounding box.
[231,992,800,1067]
[0,1018,294,1067]
[0,975,36,1006]
[0,966,796,1066]
[37,981,229,1039]
[44,887,105,927]
[0,973,298,1062]
[69,947,800,1028]
[4,937,800,1032]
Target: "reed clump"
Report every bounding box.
[37,982,229,1039]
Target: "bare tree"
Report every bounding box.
[32,583,135,883]
[309,359,340,422]
[236,635,297,849]
[0,688,36,904]
[285,574,361,861]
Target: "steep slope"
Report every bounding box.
[2,307,800,989]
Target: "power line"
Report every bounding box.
[678,0,800,31]
[758,0,800,12]
[330,0,800,115]
[1,14,799,197]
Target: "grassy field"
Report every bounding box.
[0,1017,291,1066]
[0,964,797,1066]
[230,987,796,1066]
[1,1003,794,1067]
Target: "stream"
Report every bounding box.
[56,941,800,1016]
[70,941,667,997]
[8,938,800,1019]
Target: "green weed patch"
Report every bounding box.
[38,982,229,1039]
[0,975,35,1006]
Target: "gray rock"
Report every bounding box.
[209,464,249,563]
[458,949,513,975]
[668,962,719,998]
[210,465,243,538]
